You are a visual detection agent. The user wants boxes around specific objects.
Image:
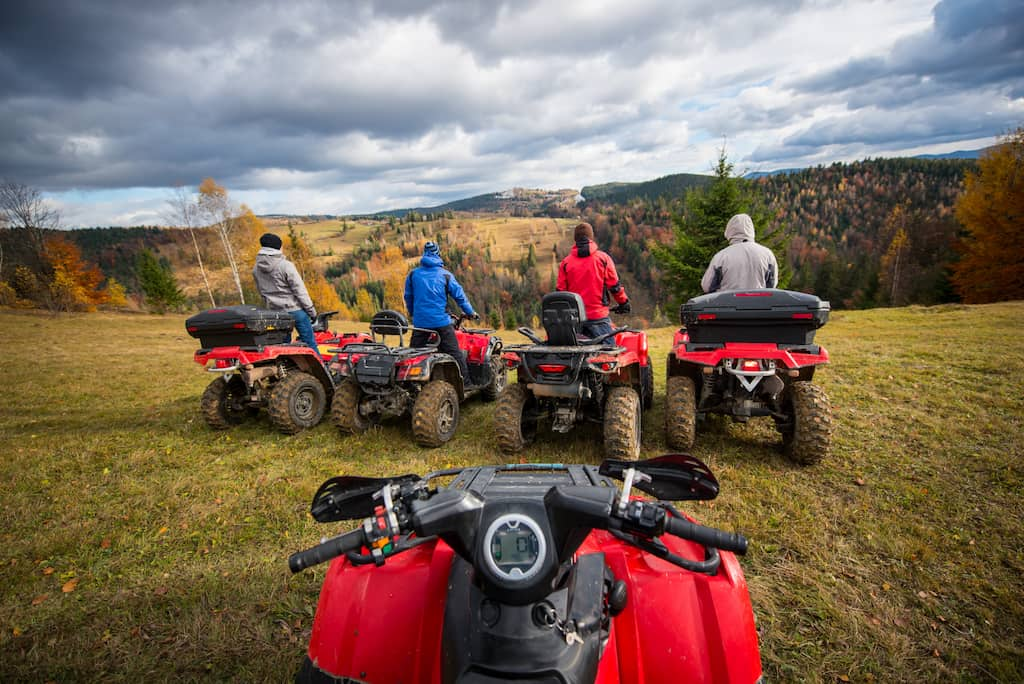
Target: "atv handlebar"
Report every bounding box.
[665,516,747,555]
[288,527,366,573]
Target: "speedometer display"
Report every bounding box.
[483,514,546,582]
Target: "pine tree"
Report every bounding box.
[651,149,789,306]
[136,249,185,313]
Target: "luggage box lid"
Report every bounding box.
[681,289,829,326]
[185,305,295,332]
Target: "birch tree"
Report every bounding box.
[166,186,216,307]
[198,177,245,304]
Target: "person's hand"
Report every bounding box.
[309,309,319,320]
[471,312,481,321]
[612,300,631,314]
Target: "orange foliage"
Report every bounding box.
[952,127,1024,303]
[43,235,109,311]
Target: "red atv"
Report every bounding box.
[328,310,506,447]
[289,454,761,683]
[665,289,833,464]
[497,292,653,459]
[186,305,371,434]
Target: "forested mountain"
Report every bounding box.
[579,157,975,310]
[582,173,711,203]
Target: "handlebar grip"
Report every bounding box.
[289,528,365,573]
[665,517,748,555]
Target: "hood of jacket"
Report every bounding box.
[725,214,756,244]
[571,239,598,258]
[255,247,285,272]
[420,252,444,268]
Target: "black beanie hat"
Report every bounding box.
[259,233,283,250]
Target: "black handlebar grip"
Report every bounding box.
[288,528,365,573]
[665,517,748,555]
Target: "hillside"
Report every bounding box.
[581,172,712,203]
[0,302,1021,681]
[358,187,580,219]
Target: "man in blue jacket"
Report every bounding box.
[404,241,479,385]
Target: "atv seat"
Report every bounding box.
[370,310,409,339]
[541,291,586,346]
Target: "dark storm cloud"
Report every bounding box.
[794,0,1024,98]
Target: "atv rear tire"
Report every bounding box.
[495,383,537,453]
[782,381,832,465]
[267,372,327,435]
[640,363,654,410]
[480,356,507,402]
[412,379,460,447]
[331,380,371,434]
[201,375,251,430]
[604,386,641,459]
[665,375,697,450]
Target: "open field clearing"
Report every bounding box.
[0,303,1022,681]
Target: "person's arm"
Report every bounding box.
[404,273,414,317]
[602,254,628,304]
[766,252,779,288]
[556,259,567,291]
[701,252,723,293]
[286,262,316,318]
[445,271,475,317]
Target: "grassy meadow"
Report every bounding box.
[0,303,1022,682]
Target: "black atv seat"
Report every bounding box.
[370,310,409,337]
[541,291,586,346]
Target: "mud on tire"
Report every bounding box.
[495,383,537,453]
[640,363,654,410]
[604,385,641,460]
[267,372,327,435]
[782,381,832,465]
[331,380,371,434]
[665,375,697,450]
[412,379,460,447]
[201,375,252,430]
[480,356,507,402]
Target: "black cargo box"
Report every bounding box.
[680,289,830,345]
[185,305,294,348]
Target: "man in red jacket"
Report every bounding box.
[556,222,630,340]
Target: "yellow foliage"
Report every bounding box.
[103,277,129,309]
[43,235,108,311]
[355,289,376,321]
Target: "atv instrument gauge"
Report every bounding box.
[483,514,546,582]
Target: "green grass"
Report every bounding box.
[1,303,1022,682]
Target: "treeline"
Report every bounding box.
[579,157,975,309]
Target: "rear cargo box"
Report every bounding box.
[680,289,829,345]
[186,305,294,348]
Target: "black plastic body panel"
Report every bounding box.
[186,305,294,348]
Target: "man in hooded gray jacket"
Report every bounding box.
[252,232,320,357]
[701,213,779,293]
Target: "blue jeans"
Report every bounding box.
[288,309,321,358]
[582,317,616,346]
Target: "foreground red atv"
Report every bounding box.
[665,289,833,464]
[497,292,653,459]
[289,454,761,683]
[186,306,371,434]
[328,310,506,447]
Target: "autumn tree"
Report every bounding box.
[137,249,185,313]
[0,181,60,278]
[42,235,109,312]
[198,178,247,304]
[284,225,343,313]
[651,149,788,306]
[166,186,215,307]
[952,127,1024,303]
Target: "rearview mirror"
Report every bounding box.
[310,474,419,522]
[598,454,719,501]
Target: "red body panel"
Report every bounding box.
[454,329,491,364]
[671,329,828,369]
[307,523,761,683]
[193,331,372,367]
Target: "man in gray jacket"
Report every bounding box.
[701,213,779,293]
[252,233,320,357]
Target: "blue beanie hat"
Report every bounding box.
[424,241,440,256]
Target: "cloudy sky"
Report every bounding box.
[1,0,1021,227]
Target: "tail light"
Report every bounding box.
[741,360,761,371]
[215,358,237,369]
[186,325,199,332]
[791,313,813,319]
[697,314,716,320]
[588,360,619,373]
[232,323,246,329]
[537,364,568,373]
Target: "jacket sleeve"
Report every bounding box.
[445,271,475,316]
[404,273,414,317]
[766,251,779,288]
[602,254,628,304]
[556,259,567,291]
[285,261,316,318]
[701,255,720,293]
